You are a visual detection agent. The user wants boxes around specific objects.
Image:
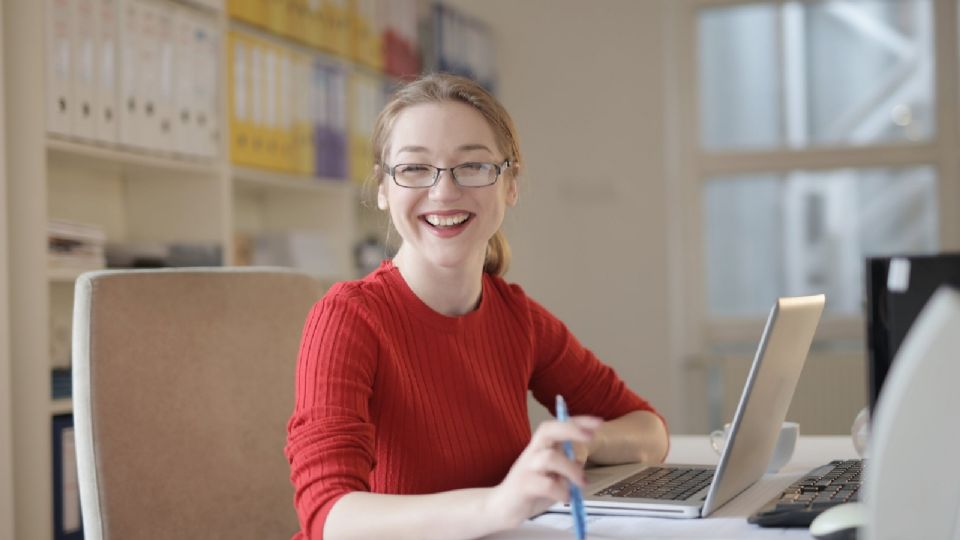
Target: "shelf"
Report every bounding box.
[231,165,357,197]
[46,136,220,177]
[48,267,102,284]
[50,398,73,416]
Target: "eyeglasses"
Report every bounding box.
[385,160,512,188]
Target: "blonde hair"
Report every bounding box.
[370,73,522,276]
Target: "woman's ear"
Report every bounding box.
[374,165,389,210]
[505,171,519,207]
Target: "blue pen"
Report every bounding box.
[555,395,587,540]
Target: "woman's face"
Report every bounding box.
[378,101,517,272]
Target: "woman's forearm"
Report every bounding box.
[588,410,669,465]
[323,488,501,540]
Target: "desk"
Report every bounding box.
[486,435,859,540]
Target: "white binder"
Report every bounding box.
[46,0,75,137]
[154,1,176,153]
[173,7,198,156]
[118,0,143,148]
[94,0,119,144]
[194,16,220,157]
[136,0,161,150]
[73,0,99,140]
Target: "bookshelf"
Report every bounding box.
[3,0,406,537]
[4,0,495,535]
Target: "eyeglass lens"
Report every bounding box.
[394,163,499,188]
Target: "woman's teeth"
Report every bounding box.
[425,213,469,227]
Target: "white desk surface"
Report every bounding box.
[485,435,859,540]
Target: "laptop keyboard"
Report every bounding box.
[595,466,714,501]
[749,459,864,527]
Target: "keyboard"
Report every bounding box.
[595,466,714,500]
[749,459,864,527]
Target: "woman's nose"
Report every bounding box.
[428,169,462,200]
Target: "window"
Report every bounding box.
[700,1,935,151]
[704,166,937,317]
[670,0,958,345]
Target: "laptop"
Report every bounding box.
[551,294,825,519]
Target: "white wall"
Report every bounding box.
[442,1,677,427]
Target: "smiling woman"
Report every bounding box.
[284,73,670,540]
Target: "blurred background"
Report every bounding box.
[3,0,958,537]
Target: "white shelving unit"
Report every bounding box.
[4,0,369,536]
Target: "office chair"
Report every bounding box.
[72,268,325,539]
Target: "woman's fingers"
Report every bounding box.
[488,415,604,527]
[527,447,586,487]
[529,416,602,450]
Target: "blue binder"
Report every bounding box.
[52,414,83,540]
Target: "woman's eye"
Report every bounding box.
[399,165,430,174]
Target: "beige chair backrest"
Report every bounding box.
[72,268,325,540]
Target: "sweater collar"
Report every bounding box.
[377,259,490,332]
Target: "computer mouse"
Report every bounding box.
[809,502,866,540]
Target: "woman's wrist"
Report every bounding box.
[481,484,525,531]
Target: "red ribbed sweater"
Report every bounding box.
[285,261,662,539]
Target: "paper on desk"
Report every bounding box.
[483,474,814,540]
[484,514,812,539]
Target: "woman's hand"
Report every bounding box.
[484,416,602,529]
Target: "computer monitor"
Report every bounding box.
[864,253,960,412]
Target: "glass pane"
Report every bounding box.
[704,166,938,316]
[699,0,934,151]
[699,4,782,150]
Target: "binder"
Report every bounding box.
[154,1,176,153]
[311,60,329,176]
[46,0,74,137]
[293,52,314,175]
[314,61,348,179]
[174,7,197,156]
[287,0,308,44]
[263,41,280,169]
[277,48,294,172]
[227,0,254,24]
[327,0,351,58]
[249,36,267,167]
[329,63,348,179]
[94,0,120,144]
[118,0,144,148]
[351,0,381,70]
[348,72,379,183]
[228,31,254,164]
[265,0,288,38]
[304,0,324,50]
[73,0,99,140]
[193,14,220,158]
[137,0,162,150]
[52,414,82,540]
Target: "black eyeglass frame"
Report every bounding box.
[384,160,513,189]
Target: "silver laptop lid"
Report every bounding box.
[701,294,825,516]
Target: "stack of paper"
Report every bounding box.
[47,219,107,271]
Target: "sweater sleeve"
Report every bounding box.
[526,297,663,426]
[285,287,379,540]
